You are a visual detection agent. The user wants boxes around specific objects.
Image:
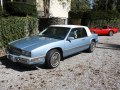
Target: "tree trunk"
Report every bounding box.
[43,0,50,18]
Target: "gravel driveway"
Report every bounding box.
[0,33,120,90]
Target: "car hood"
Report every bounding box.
[9,35,61,51]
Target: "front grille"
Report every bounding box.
[8,46,22,56]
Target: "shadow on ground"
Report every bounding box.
[97,42,120,50]
[0,52,83,72]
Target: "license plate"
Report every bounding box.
[16,57,27,63]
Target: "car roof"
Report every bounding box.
[50,25,87,28]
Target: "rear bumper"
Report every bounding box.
[7,53,45,65]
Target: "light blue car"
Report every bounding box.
[7,25,98,68]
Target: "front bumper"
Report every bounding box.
[7,54,45,65]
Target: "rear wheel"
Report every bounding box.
[87,41,96,53]
[108,31,113,36]
[45,49,61,68]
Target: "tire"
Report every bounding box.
[87,41,96,53]
[108,31,113,36]
[45,49,61,68]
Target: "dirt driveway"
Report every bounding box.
[0,33,120,90]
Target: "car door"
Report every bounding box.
[63,28,90,57]
[94,26,103,34]
[96,26,108,35]
[100,26,109,35]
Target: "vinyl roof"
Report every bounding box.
[50,25,88,28]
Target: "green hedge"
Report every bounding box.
[0,16,38,48]
[4,2,37,16]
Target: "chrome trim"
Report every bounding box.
[7,53,46,64]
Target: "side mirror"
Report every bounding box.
[67,37,74,41]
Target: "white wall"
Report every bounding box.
[49,0,71,18]
[36,0,44,17]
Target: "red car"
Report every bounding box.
[90,26,118,36]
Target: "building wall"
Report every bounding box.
[10,0,71,18]
[36,0,44,17]
[49,0,71,18]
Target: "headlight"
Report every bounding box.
[22,50,31,57]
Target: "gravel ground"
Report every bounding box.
[0,33,120,90]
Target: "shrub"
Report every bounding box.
[4,2,37,16]
[27,16,38,36]
[0,16,38,48]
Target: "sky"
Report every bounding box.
[88,0,94,9]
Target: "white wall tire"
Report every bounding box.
[45,49,61,68]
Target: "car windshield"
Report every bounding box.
[39,27,70,40]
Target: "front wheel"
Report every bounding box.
[45,49,61,69]
[87,41,96,53]
[108,31,113,36]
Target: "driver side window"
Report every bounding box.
[69,29,79,39]
[68,28,87,39]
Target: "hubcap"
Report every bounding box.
[50,52,60,67]
[91,42,96,51]
[109,31,113,36]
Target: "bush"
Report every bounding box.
[4,2,37,16]
[0,16,38,48]
[27,16,38,36]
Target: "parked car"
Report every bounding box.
[90,26,118,36]
[7,25,98,68]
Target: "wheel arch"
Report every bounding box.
[46,47,63,58]
[108,30,114,36]
[109,30,114,33]
[90,38,96,43]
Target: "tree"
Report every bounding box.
[94,0,119,10]
[108,0,118,10]
[71,0,90,11]
[88,0,94,9]
[43,0,50,18]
